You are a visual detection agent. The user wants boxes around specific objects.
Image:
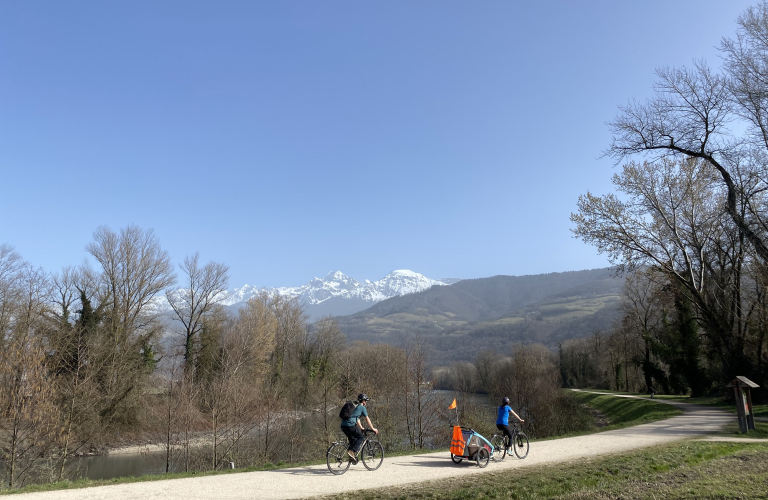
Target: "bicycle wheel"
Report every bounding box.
[477,447,490,468]
[490,434,507,461]
[326,442,352,475]
[513,432,529,459]
[361,440,384,471]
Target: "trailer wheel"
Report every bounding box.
[451,453,462,464]
[477,448,490,468]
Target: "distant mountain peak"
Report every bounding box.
[323,270,351,281]
[390,269,417,276]
[156,269,454,319]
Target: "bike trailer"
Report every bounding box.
[450,426,491,460]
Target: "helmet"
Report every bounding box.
[357,393,370,402]
[502,397,510,405]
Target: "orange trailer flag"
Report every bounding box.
[448,398,457,410]
[450,425,465,455]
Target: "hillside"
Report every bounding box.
[335,268,623,362]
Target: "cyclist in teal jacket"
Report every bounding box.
[340,394,378,463]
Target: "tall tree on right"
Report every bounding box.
[608,2,768,264]
[572,158,752,384]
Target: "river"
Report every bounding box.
[30,390,493,483]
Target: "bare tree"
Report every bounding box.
[166,253,229,371]
[0,245,25,347]
[50,267,80,325]
[0,339,60,488]
[86,225,176,427]
[474,349,502,393]
[622,270,668,392]
[402,338,440,449]
[87,225,176,338]
[607,3,768,264]
[302,317,344,444]
[572,158,750,380]
[500,344,561,438]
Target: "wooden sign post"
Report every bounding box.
[726,376,759,434]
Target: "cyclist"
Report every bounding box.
[340,393,378,463]
[496,396,524,449]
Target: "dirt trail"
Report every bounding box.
[16,393,734,500]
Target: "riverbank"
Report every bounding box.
[0,392,700,496]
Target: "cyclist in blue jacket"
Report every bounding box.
[496,397,524,449]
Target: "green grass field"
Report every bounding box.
[573,389,768,420]
[566,391,683,433]
[320,441,768,500]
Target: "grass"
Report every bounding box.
[318,441,768,500]
[573,388,768,420]
[567,391,683,432]
[721,420,768,439]
[662,395,768,420]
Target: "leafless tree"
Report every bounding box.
[607,3,768,264]
[572,158,751,379]
[0,245,25,348]
[50,267,80,325]
[86,225,176,427]
[474,349,502,393]
[402,338,440,449]
[87,225,176,338]
[0,339,60,488]
[621,269,669,391]
[500,344,561,438]
[166,253,229,371]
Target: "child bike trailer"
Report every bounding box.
[450,426,492,468]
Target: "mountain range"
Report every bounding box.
[158,269,458,320]
[334,267,625,362]
[157,267,624,363]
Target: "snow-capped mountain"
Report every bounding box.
[276,269,449,305]
[161,270,457,320]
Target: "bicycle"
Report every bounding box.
[490,422,529,460]
[326,429,384,475]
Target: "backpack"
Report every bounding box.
[339,401,356,420]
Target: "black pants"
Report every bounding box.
[341,425,364,453]
[496,424,513,447]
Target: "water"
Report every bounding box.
[69,452,167,480]
[433,390,493,408]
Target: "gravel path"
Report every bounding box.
[15,393,735,500]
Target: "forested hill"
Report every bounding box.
[334,267,624,362]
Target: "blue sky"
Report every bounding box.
[0,1,755,287]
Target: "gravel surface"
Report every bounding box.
[15,394,733,500]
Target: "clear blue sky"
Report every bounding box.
[0,1,754,287]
